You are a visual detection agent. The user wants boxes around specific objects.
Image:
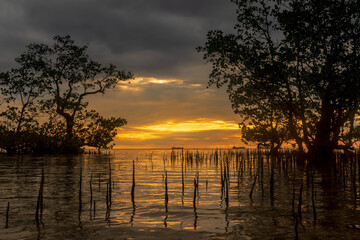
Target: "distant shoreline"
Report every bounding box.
[106,147,252,151]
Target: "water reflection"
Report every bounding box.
[1,150,360,239]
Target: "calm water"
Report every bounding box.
[1,149,360,239]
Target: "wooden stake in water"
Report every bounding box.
[220,163,224,193]
[165,171,169,212]
[108,159,112,206]
[193,173,199,208]
[249,170,258,198]
[224,163,229,206]
[193,174,199,230]
[131,160,135,203]
[164,171,169,228]
[90,173,93,210]
[5,202,9,228]
[106,181,109,209]
[105,181,111,221]
[35,167,44,224]
[93,200,96,219]
[181,150,185,206]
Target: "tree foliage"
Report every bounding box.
[199,0,360,155]
[0,35,132,154]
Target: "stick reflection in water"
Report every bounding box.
[3,149,360,239]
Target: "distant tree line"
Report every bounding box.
[199,0,360,157]
[0,35,132,154]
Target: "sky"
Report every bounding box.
[0,0,247,149]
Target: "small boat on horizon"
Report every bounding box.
[232,146,245,149]
[172,147,184,150]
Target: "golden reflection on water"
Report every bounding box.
[1,149,360,239]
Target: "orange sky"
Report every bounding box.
[115,118,243,149]
[89,77,246,149]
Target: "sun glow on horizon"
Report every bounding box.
[115,131,162,140]
[115,118,241,144]
[136,119,239,132]
[111,77,242,148]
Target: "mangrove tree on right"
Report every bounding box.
[199,0,360,156]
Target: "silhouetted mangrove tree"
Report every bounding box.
[198,0,360,157]
[0,35,133,154]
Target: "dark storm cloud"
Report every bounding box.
[0,0,236,81]
[0,1,242,148]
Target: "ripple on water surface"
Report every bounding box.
[1,149,360,239]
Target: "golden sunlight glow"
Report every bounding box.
[136,119,239,132]
[115,131,161,140]
[231,134,242,138]
[118,85,142,91]
[148,79,176,84]
[174,137,196,141]
[115,119,240,143]
[117,77,203,92]
[131,77,184,85]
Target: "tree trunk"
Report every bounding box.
[311,98,335,160]
[66,119,74,140]
[296,139,304,153]
[63,118,78,153]
[287,111,305,153]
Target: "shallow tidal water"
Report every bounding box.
[1,149,360,239]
